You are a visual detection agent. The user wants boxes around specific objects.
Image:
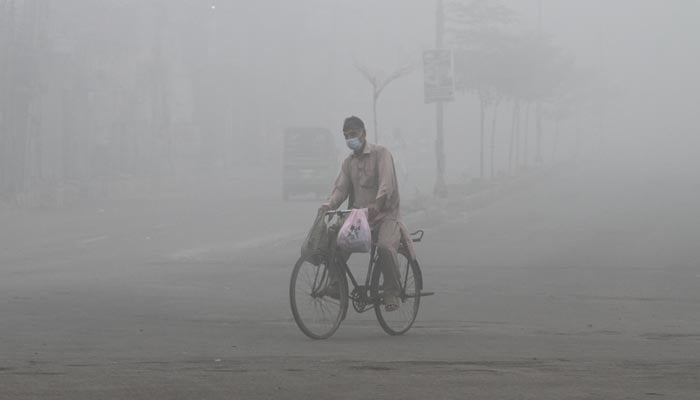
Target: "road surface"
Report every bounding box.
[2,165,699,399]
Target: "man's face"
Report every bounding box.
[343,128,365,141]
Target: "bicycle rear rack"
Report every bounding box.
[410,230,424,242]
[405,291,435,298]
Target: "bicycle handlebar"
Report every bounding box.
[324,209,354,216]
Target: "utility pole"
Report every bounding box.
[433,0,447,197]
[535,0,544,165]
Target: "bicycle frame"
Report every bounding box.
[323,209,430,313]
[306,244,377,304]
[330,244,380,313]
[336,245,379,304]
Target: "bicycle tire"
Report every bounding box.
[371,250,422,336]
[289,255,348,339]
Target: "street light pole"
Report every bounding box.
[433,0,448,197]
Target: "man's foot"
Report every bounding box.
[383,292,400,312]
[320,281,340,300]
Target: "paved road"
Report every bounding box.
[2,166,700,399]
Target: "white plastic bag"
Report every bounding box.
[336,208,371,253]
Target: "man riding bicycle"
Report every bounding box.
[319,116,403,312]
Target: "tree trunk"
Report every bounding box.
[0,0,8,194]
[490,97,501,180]
[573,108,581,160]
[373,90,379,143]
[552,117,560,161]
[508,101,519,175]
[479,94,486,181]
[523,103,530,167]
[434,101,447,197]
[514,102,521,171]
[535,101,543,165]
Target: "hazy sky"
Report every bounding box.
[24,0,700,180]
[236,0,700,168]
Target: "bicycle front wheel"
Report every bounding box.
[371,250,422,336]
[289,256,348,339]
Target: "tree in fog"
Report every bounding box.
[563,70,619,159]
[354,60,414,144]
[447,0,583,178]
[0,0,14,197]
[540,63,587,161]
[448,0,514,181]
[0,0,50,202]
[515,32,573,167]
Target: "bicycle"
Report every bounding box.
[289,210,434,339]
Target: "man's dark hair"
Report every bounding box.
[343,116,365,132]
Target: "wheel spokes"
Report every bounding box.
[375,253,420,334]
[292,260,344,338]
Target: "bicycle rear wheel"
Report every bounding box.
[290,256,348,339]
[371,250,422,336]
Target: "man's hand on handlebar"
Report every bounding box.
[318,204,331,216]
[367,204,379,221]
[320,206,377,219]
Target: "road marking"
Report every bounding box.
[167,230,305,262]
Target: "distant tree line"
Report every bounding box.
[446,0,606,182]
[0,0,267,205]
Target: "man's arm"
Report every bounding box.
[375,148,397,211]
[323,159,351,210]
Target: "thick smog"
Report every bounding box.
[1,1,699,399]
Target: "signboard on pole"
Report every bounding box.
[423,49,454,103]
